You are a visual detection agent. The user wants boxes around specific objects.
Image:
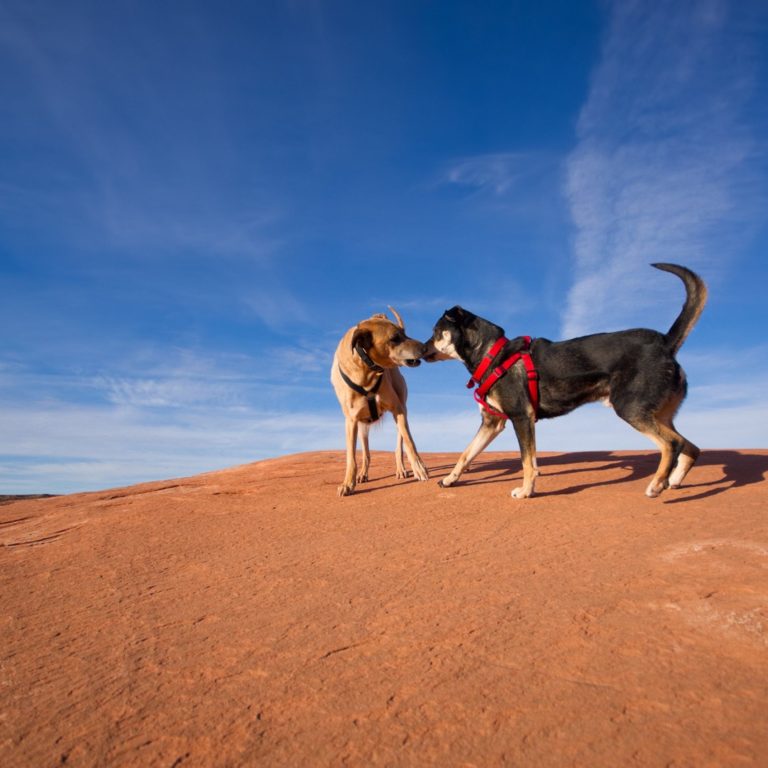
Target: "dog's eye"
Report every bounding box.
[390,333,404,344]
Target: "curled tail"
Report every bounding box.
[652,263,708,353]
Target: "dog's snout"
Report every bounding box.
[400,339,425,356]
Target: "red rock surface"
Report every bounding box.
[2,450,767,767]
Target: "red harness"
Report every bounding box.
[466,336,539,420]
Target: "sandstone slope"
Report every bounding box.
[2,450,767,767]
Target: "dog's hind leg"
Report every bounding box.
[510,415,537,498]
[357,422,371,484]
[640,429,678,497]
[394,430,408,479]
[616,396,689,497]
[339,418,359,497]
[659,409,699,490]
[439,411,505,488]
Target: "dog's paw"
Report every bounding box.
[356,472,369,484]
[395,469,409,479]
[337,483,355,497]
[645,478,668,498]
[667,469,684,489]
[413,465,429,482]
[511,486,532,499]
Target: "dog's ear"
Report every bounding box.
[388,306,405,330]
[351,327,373,352]
[444,306,466,325]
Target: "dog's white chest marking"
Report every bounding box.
[435,331,463,360]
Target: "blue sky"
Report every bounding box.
[2,0,767,494]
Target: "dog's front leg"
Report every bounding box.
[510,415,537,498]
[357,422,371,483]
[394,431,408,479]
[393,410,429,481]
[439,412,505,487]
[338,418,359,496]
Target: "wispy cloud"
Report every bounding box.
[440,151,561,216]
[0,343,340,493]
[444,153,535,196]
[563,0,763,337]
[244,286,313,330]
[0,401,343,494]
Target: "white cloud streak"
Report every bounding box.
[0,344,339,493]
[0,402,343,494]
[444,153,535,196]
[563,0,762,337]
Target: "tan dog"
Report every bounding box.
[331,307,429,496]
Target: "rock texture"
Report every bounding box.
[2,450,767,767]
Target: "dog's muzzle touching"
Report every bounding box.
[421,338,448,362]
[395,340,426,367]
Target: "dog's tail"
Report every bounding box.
[652,263,708,354]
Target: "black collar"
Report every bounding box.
[355,344,384,373]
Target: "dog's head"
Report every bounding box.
[351,306,424,368]
[422,306,504,363]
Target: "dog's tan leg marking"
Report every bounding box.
[357,422,371,484]
[393,409,429,481]
[394,431,408,479]
[338,418,359,497]
[510,415,537,498]
[642,430,672,498]
[439,413,505,487]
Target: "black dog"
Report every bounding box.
[423,263,707,498]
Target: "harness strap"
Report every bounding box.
[466,336,508,388]
[467,336,539,420]
[338,365,384,422]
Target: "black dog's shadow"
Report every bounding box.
[661,450,768,503]
[428,450,767,502]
